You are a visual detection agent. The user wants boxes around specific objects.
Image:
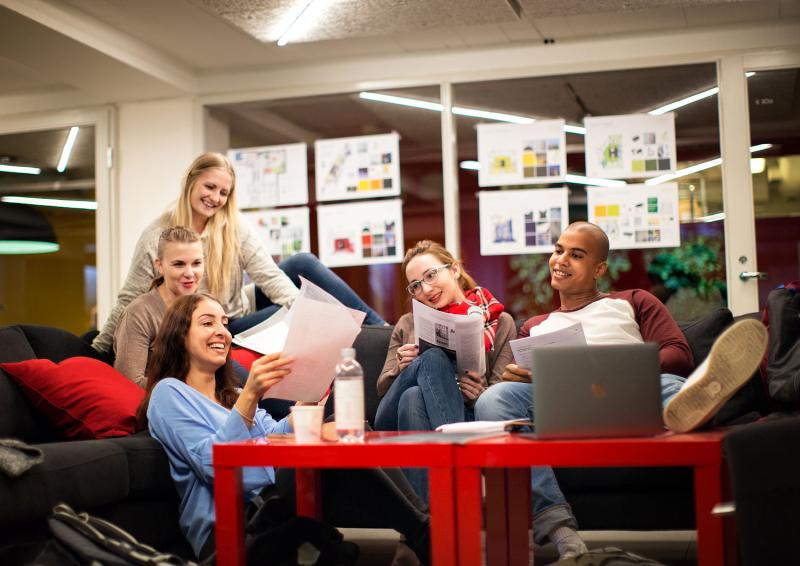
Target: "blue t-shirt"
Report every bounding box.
[147,378,290,556]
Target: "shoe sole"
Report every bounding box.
[663,318,767,433]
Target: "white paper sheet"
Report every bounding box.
[412,300,485,375]
[233,278,366,402]
[242,206,310,263]
[436,419,531,433]
[228,143,308,209]
[587,183,680,250]
[509,322,587,370]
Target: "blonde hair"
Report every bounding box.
[170,152,239,300]
[401,240,477,291]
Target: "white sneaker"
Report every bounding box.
[664,319,768,433]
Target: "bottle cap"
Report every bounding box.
[341,347,356,358]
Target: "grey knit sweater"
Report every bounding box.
[93,212,298,353]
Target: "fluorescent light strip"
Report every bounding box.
[698,212,725,223]
[1,195,97,210]
[452,107,533,124]
[564,174,626,187]
[0,164,41,175]
[459,162,626,187]
[359,92,443,112]
[276,0,315,47]
[56,126,79,173]
[648,72,756,116]
[645,143,772,185]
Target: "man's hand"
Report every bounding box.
[501,363,532,383]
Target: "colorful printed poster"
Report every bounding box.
[317,199,404,267]
[477,120,566,187]
[478,188,569,255]
[584,114,676,180]
[315,133,401,202]
[587,183,680,250]
[228,143,308,209]
[242,207,310,263]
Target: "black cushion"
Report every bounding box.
[0,326,59,442]
[0,439,129,525]
[105,432,178,500]
[724,416,800,566]
[677,307,733,365]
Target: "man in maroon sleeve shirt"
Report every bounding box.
[473,221,768,560]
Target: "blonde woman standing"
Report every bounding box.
[93,152,383,353]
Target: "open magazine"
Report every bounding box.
[412,299,485,375]
[509,321,587,370]
[233,277,366,402]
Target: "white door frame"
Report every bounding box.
[0,107,117,323]
[720,49,800,315]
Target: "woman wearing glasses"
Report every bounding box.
[374,240,515,500]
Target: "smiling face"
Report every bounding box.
[548,228,608,294]
[154,240,204,302]
[185,298,231,374]
[188,168,232,230]
[405,253,465,309]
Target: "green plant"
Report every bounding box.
[644,237,726,299]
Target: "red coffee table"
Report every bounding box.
[454,431,727,566]
[212,432,460,566]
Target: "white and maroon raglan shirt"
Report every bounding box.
[520,289,694,376]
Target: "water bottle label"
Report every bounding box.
[334,380,364,429]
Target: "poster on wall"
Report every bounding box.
[316,198,404,267]
[584,113,676,180]
[242,206,310,263]
[476,120,566,187]
[314,132,401,202]
[477,188,569,256]
[228,143,308,209]
[587,183,680,250]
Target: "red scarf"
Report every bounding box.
[439,287,505,352]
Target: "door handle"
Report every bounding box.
[739,271,768,281]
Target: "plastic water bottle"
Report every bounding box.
[334,347,365,443]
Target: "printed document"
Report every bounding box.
[436,419,532,434]
[412,300,485,375]
[233,277,366,402]
[509,322,587,370]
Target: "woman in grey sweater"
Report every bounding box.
[93,152,383,353]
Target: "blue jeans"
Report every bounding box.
[228,252,385,333]
[474,373,687,543]
[374,348,473,501]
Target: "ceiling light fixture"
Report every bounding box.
[645,143,772,185]
[0,202,59,254]
[1,195,97,210]
[276,0,316,47]
[56,126,79,173]
[0,164,41,175]
[648,72,756,116]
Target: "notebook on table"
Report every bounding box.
[529,343,664,439]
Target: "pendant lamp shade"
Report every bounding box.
[0,202,60,254]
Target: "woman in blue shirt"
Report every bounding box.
[137,293,429,563]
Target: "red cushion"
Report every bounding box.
[230,347,261,372]
[0,357,145,439]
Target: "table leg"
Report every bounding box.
[694,463,725,566]
[295,468,322,519]
[428,466,459,566]
[485,469,509,565]
[215,466,246,566]
[507,468,532,566]
[455,467,483,566]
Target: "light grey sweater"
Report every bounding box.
[93,212,299,353]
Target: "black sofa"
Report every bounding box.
[0,308,769,562]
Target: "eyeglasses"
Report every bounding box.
[406,264,452,296]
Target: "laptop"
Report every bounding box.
[530,343,664,439]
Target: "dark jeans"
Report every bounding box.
[199,467,429,564]
[374,348,473,502]
[228,253,385,334]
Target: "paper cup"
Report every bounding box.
[290,405,324,444]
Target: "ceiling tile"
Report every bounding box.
[497,20,544,42]
[518,0,750,18]
[780,0,800,16]
[566,6,688,36]
[530,16,577,39]
[685,1,781,26]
